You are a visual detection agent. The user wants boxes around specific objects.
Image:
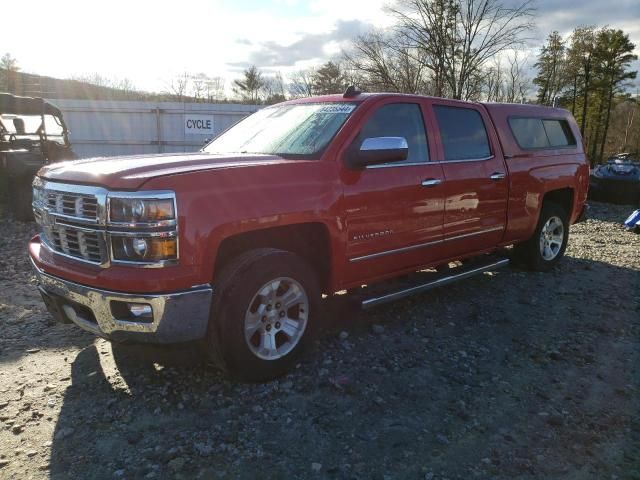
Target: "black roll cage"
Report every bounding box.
[0,93,71,155]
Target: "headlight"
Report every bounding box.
[107,191,178,265]
[109,197,175,224]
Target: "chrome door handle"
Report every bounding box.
[421,178,442,187]
[490,172,506,181]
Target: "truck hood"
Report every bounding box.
[38,152,291,189]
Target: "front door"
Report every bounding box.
[341,100,445,286]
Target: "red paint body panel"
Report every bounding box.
[428,99,509,259]
[482,103,589,243]
[30,94,589,297]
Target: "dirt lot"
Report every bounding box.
[0,202,639,480]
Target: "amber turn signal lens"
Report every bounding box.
[146,200,175,221]
[149,238,177,259]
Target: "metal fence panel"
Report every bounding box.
[48,99,260,159]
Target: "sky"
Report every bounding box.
[2,0,639,94]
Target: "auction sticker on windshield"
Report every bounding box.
[317,104,356,114]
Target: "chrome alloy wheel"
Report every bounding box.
[244,277,309,361]
[539,216,564,261]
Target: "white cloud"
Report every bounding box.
[2,0,638,93]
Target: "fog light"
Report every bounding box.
[112,236,177,263]
[127,303,153,319]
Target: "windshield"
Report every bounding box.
[203,102,357,158]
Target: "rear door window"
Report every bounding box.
[434,106,491,161]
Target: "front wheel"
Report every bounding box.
[207,248,320,382]
[513,202,570,271]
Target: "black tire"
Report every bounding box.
[207,248,320,382]
[8,177,34,222]
[513,202,570,272]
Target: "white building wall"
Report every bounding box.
[48,99,260,159]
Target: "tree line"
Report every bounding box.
[2,0,637,161]
[534,27,637,162]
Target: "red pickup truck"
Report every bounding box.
[30,92,589,380]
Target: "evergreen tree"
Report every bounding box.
[593,28,637,159]
[311,62,345,95]
[566,26,597,135]
[233,65,265,104]
[533,31,567,105]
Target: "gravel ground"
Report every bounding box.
[0,201,639,480]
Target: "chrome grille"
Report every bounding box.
[33,181,109,265]
[42,224,107,264]
[45,191,98,221]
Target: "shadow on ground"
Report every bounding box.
[47,251,640,479]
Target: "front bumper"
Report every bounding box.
[32,260,213,344]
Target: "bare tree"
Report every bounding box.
[288,69,315,97]
[166,72,190,101]
[482,51,530,102]
[0,53,20,93]
[343,29,429,94]
[0,53,20,72]
[71,73,112,87]
[205,76,226,102]
[483,59,505,102]
[190,73,208,101]
[114,77,136,94]
[389,0,535,100]
[505,52,530,102]
[262,72,287,104]
[621,100,637,152]
[71,73,137,95]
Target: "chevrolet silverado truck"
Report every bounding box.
[30,91,589,381]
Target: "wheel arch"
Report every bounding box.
[212,222,334,293]
[542,187,575,216]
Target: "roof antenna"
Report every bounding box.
[343,85,361,98]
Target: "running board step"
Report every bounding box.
[361,257,509,309]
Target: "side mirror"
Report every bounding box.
[346,137,408,169]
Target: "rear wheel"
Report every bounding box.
[207,248,320,382]
[513,202,569,271]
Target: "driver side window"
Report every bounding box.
[359,103,429,164]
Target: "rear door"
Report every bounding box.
[341,99,445,285]
[430,102,508,257]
